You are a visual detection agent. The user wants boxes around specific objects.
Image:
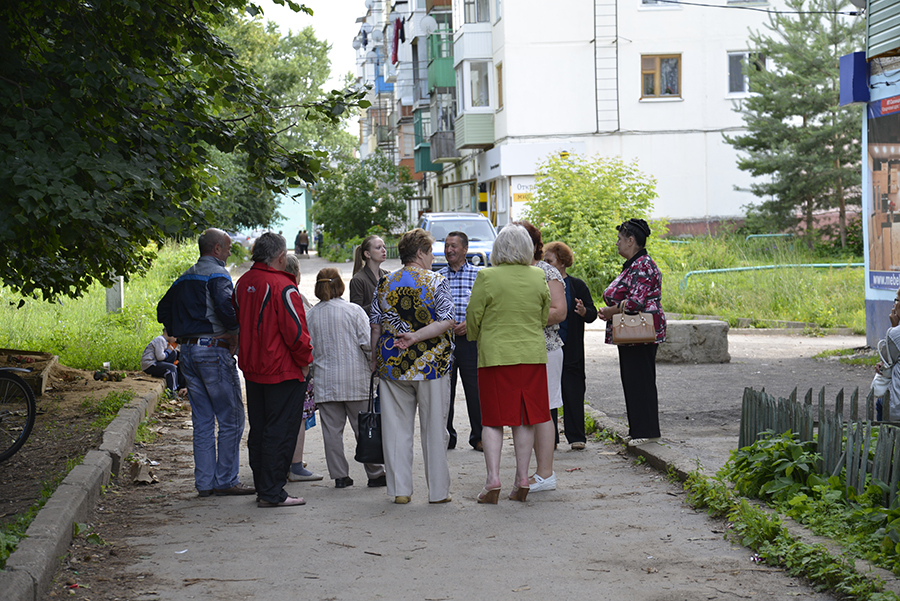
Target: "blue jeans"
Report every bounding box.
[179,344,245,491]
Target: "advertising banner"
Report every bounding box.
[867,94,900,289]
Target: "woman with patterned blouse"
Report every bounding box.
[370,228,454,504]
[599,219,667,447]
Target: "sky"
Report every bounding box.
[255,0,361,91]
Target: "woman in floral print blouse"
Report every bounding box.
[599,219,666,447]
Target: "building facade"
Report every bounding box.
[353,0,785,234]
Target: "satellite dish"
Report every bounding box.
[352,37,362,50]
[365,0,374,9]
[848,0,865,8]
[421,15,438,36]
[371,29,384,43]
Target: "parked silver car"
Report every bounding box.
[416,212,497,270]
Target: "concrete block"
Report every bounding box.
[61,451,112,505]
[658,320,730,364]
[5,524,72,595]
[100,409,140,475]
[0,568,37,601]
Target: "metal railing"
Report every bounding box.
[679,263,863,290]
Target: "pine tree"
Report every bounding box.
[724,0,864,248]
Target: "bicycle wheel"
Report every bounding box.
[0,371,37,462]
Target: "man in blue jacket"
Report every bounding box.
[158,228,255,498]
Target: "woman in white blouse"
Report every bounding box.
[306,268,386,489]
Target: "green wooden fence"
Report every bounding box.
[740,386,900,506]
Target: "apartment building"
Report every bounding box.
[352,0,783,234]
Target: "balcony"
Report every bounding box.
[374,75,394,95]
[454,113,494,150]
[427,29,455,91]
[375,125,394,145]
[430,130,461,162]
[415,145,442,172]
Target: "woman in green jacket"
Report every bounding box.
[466,224,551,504]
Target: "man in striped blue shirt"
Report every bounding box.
[438,232,483,451]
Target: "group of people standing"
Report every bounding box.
[156,215,665,508]
[345,218,665,505]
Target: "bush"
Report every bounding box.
[522,154,667,300]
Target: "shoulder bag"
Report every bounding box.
[355,372,384,464]
[611,311,656,345]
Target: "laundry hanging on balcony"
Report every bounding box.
[391,18,401,64]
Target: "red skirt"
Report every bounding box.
[478,364,550,427]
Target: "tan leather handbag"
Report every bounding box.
[611,312,656,345]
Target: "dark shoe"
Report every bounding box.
[335,476,354,488]
[473,441,483,452]
[367,475,387,488]
[447,437,457,450]
[197,489,213,498]
[258,496,305,507]
[214,483,256,496]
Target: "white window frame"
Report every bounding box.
[727,51,766,96]
[456,60,494,113]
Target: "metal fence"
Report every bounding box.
[740,386,900,506]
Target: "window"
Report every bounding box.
[464,0,490,23]
[470,62,490,107]
[641,55,680,98]
[495,0,502,21]
[496,63,503,109]
[728,52,766,94]
[456,61,493,112]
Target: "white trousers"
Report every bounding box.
[380,377,451,502]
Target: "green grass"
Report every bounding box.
[81,390,136,429]
[654,235,865,333]
[0,242,195,370]
[814,348,879,366]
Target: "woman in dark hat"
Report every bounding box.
[598,219,666,447]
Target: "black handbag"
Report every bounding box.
[354,372,384,464]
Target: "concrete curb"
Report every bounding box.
[587,408,900,596]
[0,384,164,601]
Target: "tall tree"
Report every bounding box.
[0,0,367,300]
[724,0,863,248]
[311,152,412,240]
[209,17,359,231]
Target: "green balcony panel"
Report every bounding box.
[454,113,494,150]
[415,145,442,173]
[427,57,455,90]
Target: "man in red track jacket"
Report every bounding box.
[233,232,313,508]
